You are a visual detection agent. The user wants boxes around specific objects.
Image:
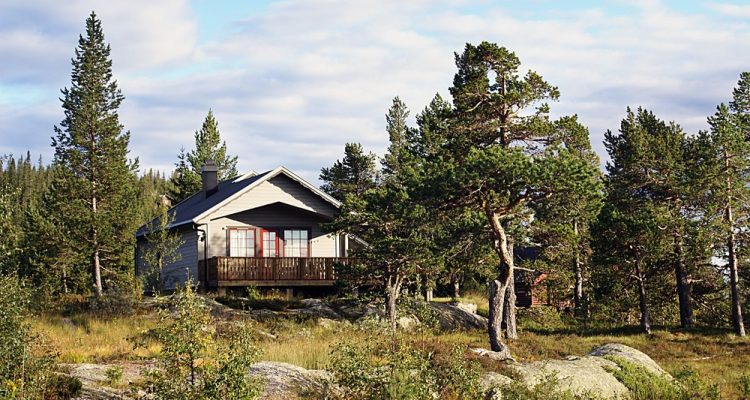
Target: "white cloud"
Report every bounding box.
[2,0,750,183]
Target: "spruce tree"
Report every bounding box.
[50,12,139,298]
[170,110,238,202]
[319,143,377,201]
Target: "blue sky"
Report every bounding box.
[2,0,750,182]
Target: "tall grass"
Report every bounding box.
[31,313,160,363]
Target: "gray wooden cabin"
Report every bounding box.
[135,161,351,293]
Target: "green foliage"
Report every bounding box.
[0,275,54,400]
[170,109,238,202]
[328,334,483,400]
[320,142,377,201]
[42,374,83,400]
[737,373,750,398]
[49,12,140,298]
[141,285,263,399]
[104,365,123,386]
[140,204,184,293]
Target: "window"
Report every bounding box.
[229,228,255,257]
[261,230,278,257]
[283,229,309,257]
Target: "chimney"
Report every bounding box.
[202,159,218,197]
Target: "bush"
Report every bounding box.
[0,275,55,400]
[42,374,83,400]
[88,274,142,316]
[104,366,123,386]
[140,284,263,399]
[500,371,593,400]
[328,332,483,400]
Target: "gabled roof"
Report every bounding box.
[136,166,340,237]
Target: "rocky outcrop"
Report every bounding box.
[474,343,669,399]
[429,302,488,330]
[249,361,333,399]
[65,363,145,400]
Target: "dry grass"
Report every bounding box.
[31,312,161,363]
[30,299,750,398]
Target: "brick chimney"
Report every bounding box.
[202,159,218,197]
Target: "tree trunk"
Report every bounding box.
[385,276,401,333]
[503,270,518,339]
[450,271,461,299]
[485,205,514,358]
[727,204,746,336]
[635,259,651,335]
[488,279,511,356]
[92,195,103,298]
[573,220,585,319]
[674,235,693,329]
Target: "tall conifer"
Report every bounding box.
[50,12,138,297]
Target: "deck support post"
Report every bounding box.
[286,288,294,300]
[217,287,226,296]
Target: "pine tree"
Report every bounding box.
[319,143,377,201]
[425,42,598,356]
[50,12,139,298]
[170,110,238,202]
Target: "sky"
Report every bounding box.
[2,0,750,183]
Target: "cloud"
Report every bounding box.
[1,0,750,183]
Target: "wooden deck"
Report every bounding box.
[199,256,350,287]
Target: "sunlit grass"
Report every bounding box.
[31,312,161,363]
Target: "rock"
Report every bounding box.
[481,371,514,390]
[317,317,351,329]
[471,348,515,362]
[64,363,146,400]
[293,299,343,319]
[429,302,488,330]
[588,343,670,377]
[501,343,669,399]
[509,355,629,399]
[397,315,420,331]
[454,302,478,314]
[337,302,380,319]
[249,361,334,399]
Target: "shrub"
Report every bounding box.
[0,275,55,400]
[500,371,592,400]
[140,284,263,399]
[737,373,750,399]
[328,332,483,400]
[42,374,83,400]
[104,366,123,386]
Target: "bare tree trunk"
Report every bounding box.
[727,203,746,336]
[92,195,103,298]
[503,270,518,339]
[635,259,651,334]
[385,275,402,333]
[573,220,585,319]
[450,271,461,299]
[485,204,514,358]
[674,235,693,329]
[488,279,509,353]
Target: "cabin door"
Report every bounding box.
[259,230,279,257]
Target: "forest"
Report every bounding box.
[2,11,750,400]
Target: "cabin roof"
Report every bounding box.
[136,166,340,237]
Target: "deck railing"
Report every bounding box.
[199,256,349,286]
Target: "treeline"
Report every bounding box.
[321,43,750,356]
[0,12,237,306]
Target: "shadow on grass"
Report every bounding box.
[524,324,737,337]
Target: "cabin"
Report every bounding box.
[135,160,351,294]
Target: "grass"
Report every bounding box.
[32,312,161,363]
[29,296,750,399]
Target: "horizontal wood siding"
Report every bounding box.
[202,203,338,260]
[204,175,338,221]
[161,228,199,289]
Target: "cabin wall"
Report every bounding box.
[205,175,338,220]
[135,228,199,290]
[198,203,340,260]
